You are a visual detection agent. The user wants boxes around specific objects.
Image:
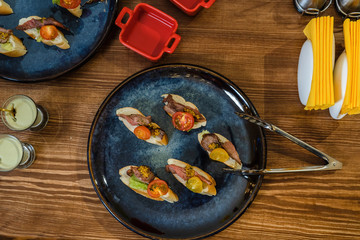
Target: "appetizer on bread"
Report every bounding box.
[0,0,13,15]
[16,16,70,49]
[116,107,168,146]
[198,130,242,169]
[119,165,179,203]
[0,27,27,57]
[162,94,206,131]
[166,159,216,196]
[52,0,82,18]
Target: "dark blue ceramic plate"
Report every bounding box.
[87,64,267,239]
[0,0,117,82]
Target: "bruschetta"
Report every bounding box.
[119,165,179,203]
[162,94,206,131]
[116,107,168,146]
[0,27,27,57]
[198,130,242,169]
[16,16,70,49]
[52,0,82,18]
[166,158,216,196]
[0,0,13,15]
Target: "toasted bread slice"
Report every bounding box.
[162,94,206,129]
[0,34,27,57]
[116,107,168,146]
[18,16,70,49]
[198,130,242,169]
[0,0,13,15]
[119,166,179,203]
[167,158,216,196]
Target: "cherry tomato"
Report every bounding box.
[172,112,194,131]
[147,179,169,198]
[134,126,151,140]
[209,148,229,162]
[40,25,58,40]
[186,176,203,193]
[60,0,81,9]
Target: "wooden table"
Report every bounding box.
[1,0,359,239]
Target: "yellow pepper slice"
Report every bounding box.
[186,176,203,193]
[209,148,229,163]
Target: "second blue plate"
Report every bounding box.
[0,0,117,82]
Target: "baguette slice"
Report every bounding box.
[54,1,82,18]
[0,34,27,57]
[0,0,13,15]
[18,16,70,49]
[161,94,207,129]
[67,5,82,18]
[116,107,168,146]
[119,166,179,203]
[167,158,216,196]
[198,130,242,169]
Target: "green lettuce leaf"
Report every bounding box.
[129,175,148,191]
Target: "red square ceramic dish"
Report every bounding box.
[115,3,181,61]
[170,0,216,16]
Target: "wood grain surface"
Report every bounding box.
[1,0,359,239]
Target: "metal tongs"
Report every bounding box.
[223,113,343,175]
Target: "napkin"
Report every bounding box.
[303,16,334,110]
[340,19,360,115]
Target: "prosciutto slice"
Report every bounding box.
[200,133,221,151]
[221,141,241,164]
[0,27,12,43]
[117,114,152,126]
[84,0,104,4]
[166,164,212,185]
[163,94,206,122]
[16,17,69,31]
[201,133,241,164]
[127,166,155,184]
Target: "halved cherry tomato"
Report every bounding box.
[186,176,203,193]
[60,0,81,9]
[40,25,58,40]
[172,112,194,131]
[147,179,169,198]
[134,126,151,140]
[209,148,229,163]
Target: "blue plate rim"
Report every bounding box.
[0,0,119,83]
[87,63,267,239]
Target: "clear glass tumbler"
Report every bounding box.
[0,134,36,172]
[1,95,49,131]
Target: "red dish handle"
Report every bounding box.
[164,34,181,54]
[201,0,216,8]
[115,7,133,29]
